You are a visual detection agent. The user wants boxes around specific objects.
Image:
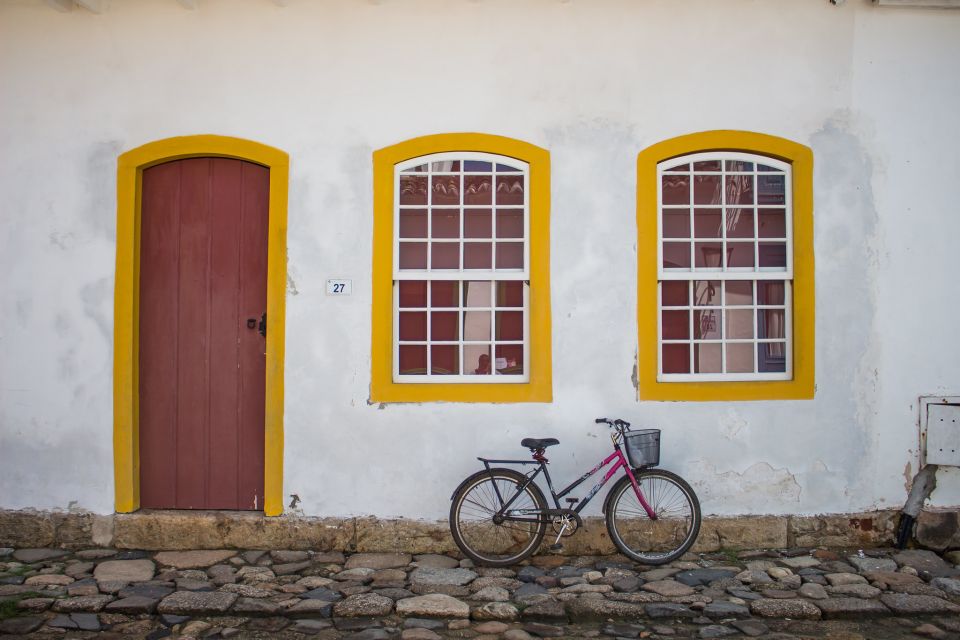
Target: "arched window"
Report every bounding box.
[637,132,814,401]
[372,135,552,403]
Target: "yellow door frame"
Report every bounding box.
[113,134,288,516]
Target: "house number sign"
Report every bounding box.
[326,279,352,295]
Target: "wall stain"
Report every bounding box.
[80,278,111,346]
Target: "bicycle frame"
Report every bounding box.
[479,441,657,521]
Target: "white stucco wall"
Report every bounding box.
[1,0,958,518]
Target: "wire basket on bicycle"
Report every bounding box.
[624,429,660,468]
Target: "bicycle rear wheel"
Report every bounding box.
[604,469,701,565]
[449,468,547,567]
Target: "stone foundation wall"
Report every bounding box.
[0,509,901,553]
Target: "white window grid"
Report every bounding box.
[656,152,793,382]
[393,152,530,384]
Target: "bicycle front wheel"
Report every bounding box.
[605,469,701,565]
[449,468,547,567]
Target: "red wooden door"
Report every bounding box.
[139,157,268,510]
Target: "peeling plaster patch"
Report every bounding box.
[693,461,801,514]
[287,274,299,296]
[718,408,748,441]
[904,461,913,493]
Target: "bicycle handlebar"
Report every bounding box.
[595,417,631,430]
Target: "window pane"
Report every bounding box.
[693,343,722,373]
[399,281,427,307]
[663,212,690,238]
[496,242,524,269]
[759,242,787,268]
[663,242,691,269]
[463,175,492,204]
[758,342,787,373]
[496,210,524,238]
[661,175,689,205]
[464,209,492,238]
[399,312,427,340]
[725,175,754,205]
[496,175,524,205]
[465,345,491,375]
[692,280,720,306]
[398,345,427,375]
[431,160,459,172]
[495,163,521,172]
[694,309,721,340]
[664,163,689,172]
[757,174,786,205]
[758,309,786,340]
[399,242,427,269]
[757,164,778,172]
[399,210,427,238]
[497,281,524,307]
[693,175,721,205]
[432,210,459,238]
[496,311,523,340]
[758,281,785,305]
[693,160,721,172]
[758,210,786,238]
[464,281,492,307]
[661,310,689,340]
[464,311,491,340]
[725,280,753,305]
[661,281,688,307]
[431,243,459,269]
[726,310,754,339]
[431,311,458,341]
[404,163,428,173]
[464,160,492,172]
[726,343,754,373]
[431,281,458,307]
[464,242,492,269]
[726,160,754,172]
[727,242,755,268]
[662,344,690,374]
[399,175,427,205]
[726,209,754,238]
[431,345,459,375]
[694,242,723,268]
[694,209,721,238]
[495,344,523,375]
[431,175,460,205]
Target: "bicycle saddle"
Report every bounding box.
[521,438,559,449]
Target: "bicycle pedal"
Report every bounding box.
[548,543,564,552]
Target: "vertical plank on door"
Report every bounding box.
[175,158,212,509]
[238,162,269,510]
[139,162,181,508]
[207,158,243,509]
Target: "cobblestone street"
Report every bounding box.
[1,545,959,639]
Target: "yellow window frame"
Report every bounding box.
[371,133,552,403]
[637,131,814,401]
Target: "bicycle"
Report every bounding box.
[449,417,701,567]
